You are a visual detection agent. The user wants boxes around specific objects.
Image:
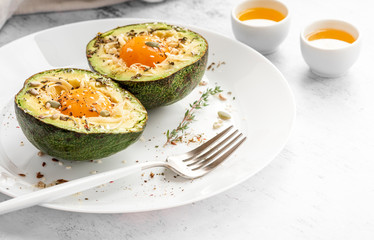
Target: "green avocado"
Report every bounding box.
[86,22,208,109]
[15,68,147,161]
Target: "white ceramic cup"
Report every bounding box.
[300,19,362,78]
[231,0,290,54]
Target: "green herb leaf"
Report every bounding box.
[164,86,223,146]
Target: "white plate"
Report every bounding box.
[0,18,295,213]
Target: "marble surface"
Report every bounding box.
[1,0,374,239]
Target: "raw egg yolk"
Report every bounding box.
[119,35,169,67]
[57,88,112,118]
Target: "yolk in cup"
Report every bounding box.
[119,35,169,67]
[306,29,355,44]
[237,7,285,22]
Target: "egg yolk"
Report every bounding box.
[119,35,169,67]
[57,88,112,118]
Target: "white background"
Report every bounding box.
[0,0,373,239]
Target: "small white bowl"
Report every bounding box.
[231,0,291,54]
[300,19,362,78]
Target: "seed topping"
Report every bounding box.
[46,100,61,109]
[27,89,39,96]
[100,110,111,117]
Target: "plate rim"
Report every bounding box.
[0,18,296,213]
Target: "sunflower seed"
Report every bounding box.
[27,89,39,96]
[46,100,61,109]
[145,41,159,48]
[100,110,110,117]
[29,82,41,87]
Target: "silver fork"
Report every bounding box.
[0,125,246,215]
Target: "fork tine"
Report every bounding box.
[181,125,233,161]
[186,130,239,166]
[198,136,247,172]
[191,132,244,170]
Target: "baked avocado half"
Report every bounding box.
[86,22,208,109]
[15,69,147,161]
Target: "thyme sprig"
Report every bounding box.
[165,86,223,146]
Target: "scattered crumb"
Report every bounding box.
[90,170,97,175]
[121,160,126,164]
[58,162,64,166]
[207,62,215,71]
[65,166,72,170]
[20,141,24,146]
[94,159,102,164]
[36,181,46,188]
[199,80,208,86]
[55,179,68,184]
[213,120,223,129]
[36,172,44,179]
[38,151,45,157]
[216,61,226,68]
[150,172,155,178]
[218,93,227,101]
[207,61,226,71]
[35,179,69,188]
[171,133,206,145]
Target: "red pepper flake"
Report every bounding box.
[18,173,26,177]
[42,162,46,167]
[52,158,59,162]
[55,179,68,184]
[16,126,20,128]
[36,172,44,178]
[150,172,155,178]
[109,181,114,183]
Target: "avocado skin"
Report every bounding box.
[14,68,147,161]
[15,101,145,161]
[117,50,208,109]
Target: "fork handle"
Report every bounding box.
[0,161,164,215]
